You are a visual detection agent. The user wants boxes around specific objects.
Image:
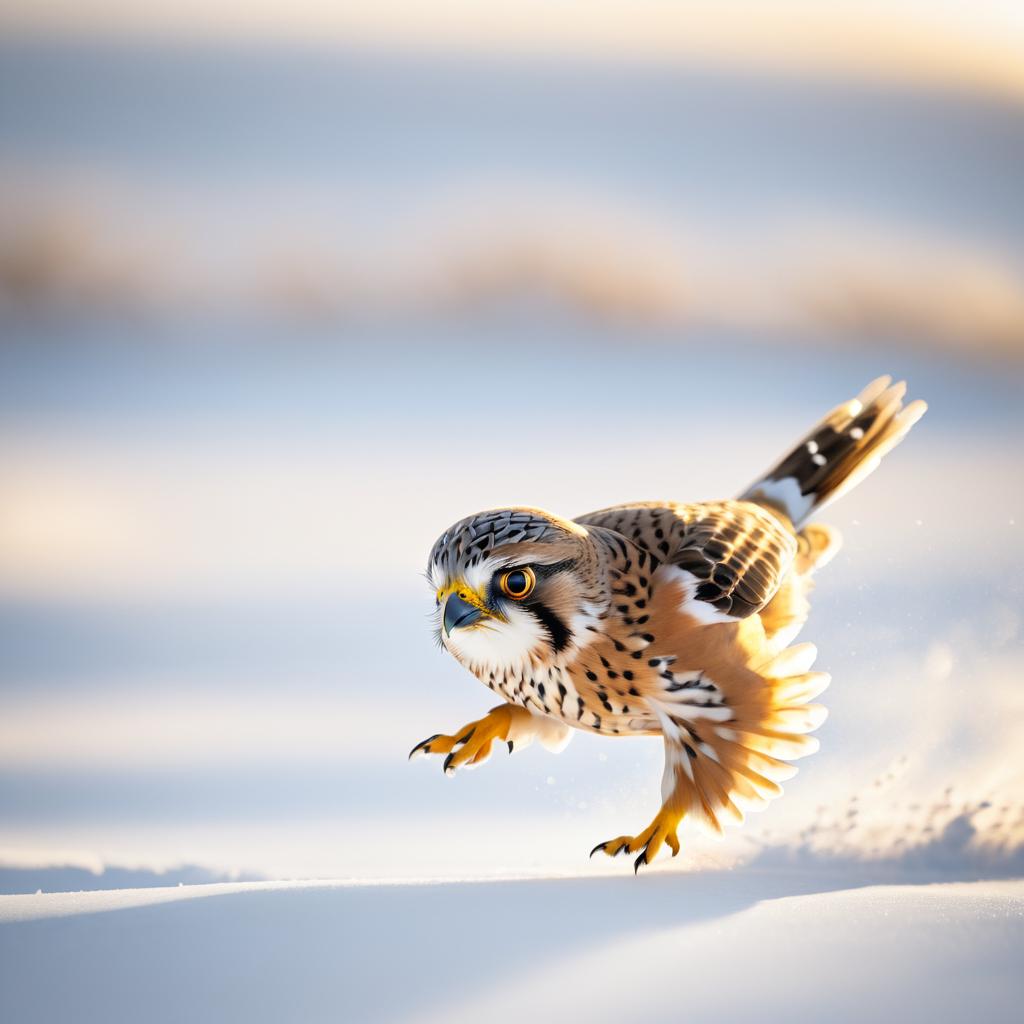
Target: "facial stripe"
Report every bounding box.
[528,600,571,653]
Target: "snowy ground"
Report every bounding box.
[2,872,1023,1023]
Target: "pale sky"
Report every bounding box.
[2,1,1024,100]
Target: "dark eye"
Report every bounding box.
[499,567,536,600]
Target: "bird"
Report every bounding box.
[410,377,926,871]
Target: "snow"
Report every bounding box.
[2,873,1022,1023]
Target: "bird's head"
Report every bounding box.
[427,508,600,674]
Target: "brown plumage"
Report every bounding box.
[411,377,926,871]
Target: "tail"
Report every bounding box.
[741,376,927,528]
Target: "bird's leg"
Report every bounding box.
[590,735,687,872]
[409,703,569,775]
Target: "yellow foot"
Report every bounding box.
[590,807,683,873]
[408,705,517,775]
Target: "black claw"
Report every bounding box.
[507,741,514,754]
[408,734,440,760]
[633,852,647,875]
[589,842,606,859]
[443,752,456,773]
[455,727,475,746]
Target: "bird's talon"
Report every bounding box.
[411,707,516,775]
[589,837,630,859]
[589,808,682,870]
[408,734,441,760]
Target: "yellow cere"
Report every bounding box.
[436,581,503,619]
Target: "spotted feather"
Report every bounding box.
[575,500,797,620]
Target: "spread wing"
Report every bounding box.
[575,500,797,619]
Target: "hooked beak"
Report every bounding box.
[443,591,484,635]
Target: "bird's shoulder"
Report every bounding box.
[575,499,797,620]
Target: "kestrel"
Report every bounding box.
[411,377,926,871]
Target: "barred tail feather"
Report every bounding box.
[742,376,927,528]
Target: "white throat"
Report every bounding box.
[444,604,547,676]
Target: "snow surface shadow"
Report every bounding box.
[0,864,253,895]
[0,868,933,1024]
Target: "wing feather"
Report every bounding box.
[576,500,797,620]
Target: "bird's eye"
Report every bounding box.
[499,567,536,600]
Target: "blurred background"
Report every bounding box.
[0,1,1022,892]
